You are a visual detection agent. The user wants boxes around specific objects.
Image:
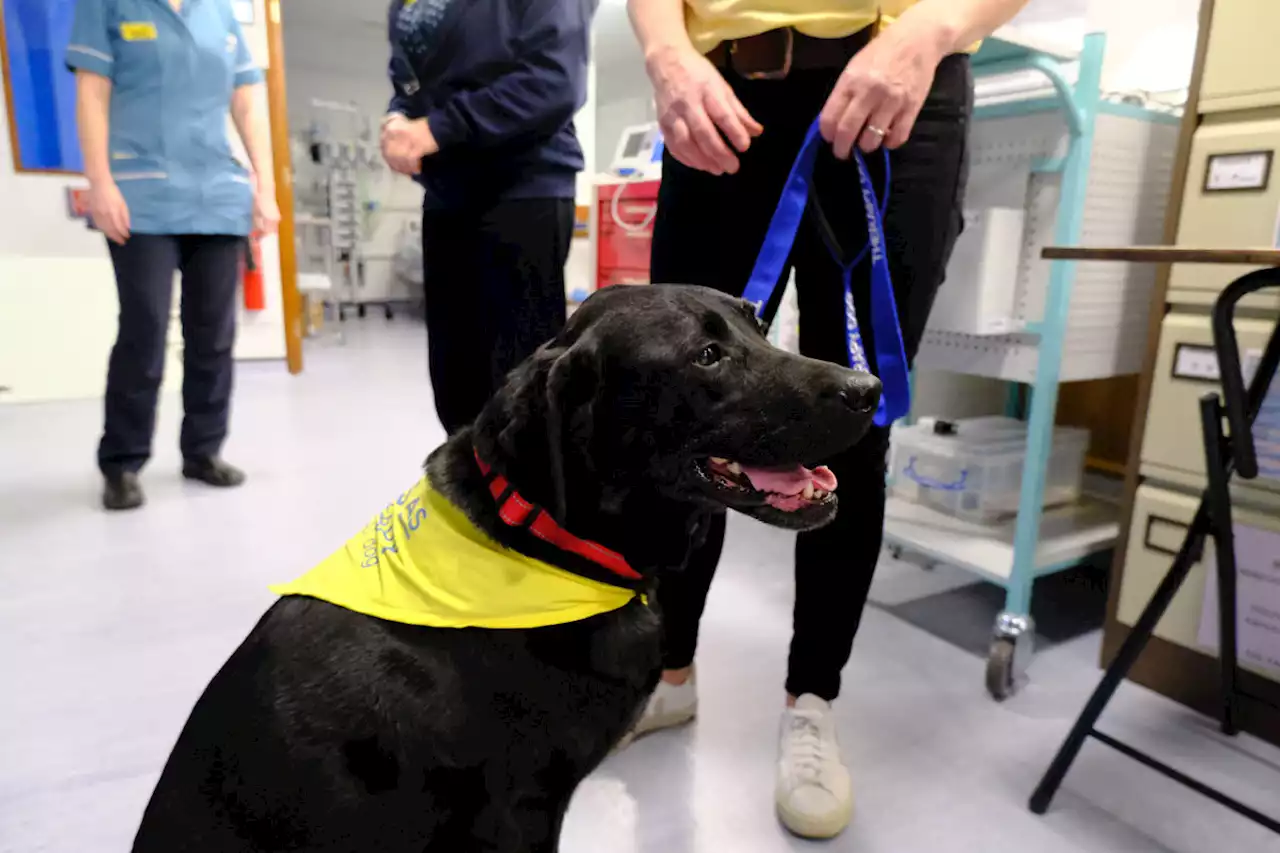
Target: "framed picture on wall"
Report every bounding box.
[232,0,255,25]
[1,0,84,173]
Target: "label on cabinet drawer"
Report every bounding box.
[1172,344,1221,380]
[1244,350,1280,480]
[1198,524,1280,678]
[1204,150,1273,192]
[1171,345,1264,383]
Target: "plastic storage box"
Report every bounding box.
[889,416,1090,524]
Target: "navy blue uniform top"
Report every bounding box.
[386,0,596,210]
[66,0,263,236]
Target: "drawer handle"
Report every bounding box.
[903,457,969,491]
[1144,514,1189,557]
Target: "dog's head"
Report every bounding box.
[473,285,880,534]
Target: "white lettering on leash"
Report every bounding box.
[859,172,884,265]
[844,288,870,373]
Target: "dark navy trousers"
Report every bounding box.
[99,234,243,475]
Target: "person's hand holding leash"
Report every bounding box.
[645,44,763,175]
[381,114,440,175]
[819,12,953,158]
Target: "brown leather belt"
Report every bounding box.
[706,27,874,80]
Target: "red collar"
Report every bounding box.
[473,451,642,583]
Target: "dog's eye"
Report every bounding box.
[695,343,723,367]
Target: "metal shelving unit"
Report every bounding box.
[884,31,1124,699]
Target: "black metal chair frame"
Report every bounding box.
[1029,267,1280,833]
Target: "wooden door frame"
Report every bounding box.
[263,0,304,374]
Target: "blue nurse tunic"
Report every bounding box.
[66,0,264,236]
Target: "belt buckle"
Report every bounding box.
[731,28,793,80]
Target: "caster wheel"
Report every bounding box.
[887,545,903,560]
[337,305,347,322]
[358,304,367,319]
[385,306,394,320]
[986,638,1017,701]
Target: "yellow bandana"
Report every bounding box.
[272,477,637,629]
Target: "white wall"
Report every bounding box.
[0,22,130,403]
[576,48,598,205]
[232,0,286,362]
[1087,0,1200,101]
[593,0,651,169]
[565,47,598,299]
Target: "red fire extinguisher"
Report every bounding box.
[242,231,265,312]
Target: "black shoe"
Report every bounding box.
[182,457,246,488]
[103,472,144,511]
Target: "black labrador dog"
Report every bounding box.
[131,285,880,852]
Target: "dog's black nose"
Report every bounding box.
[840,374,882,414]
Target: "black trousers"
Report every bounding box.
[421,198,573,433]
[651,55,973,701]
[99,234,243,476]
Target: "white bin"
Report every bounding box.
[890,416,1090,524]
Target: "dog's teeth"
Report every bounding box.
[803,484,815,500]
[813,489,826,500]
[710,456,727,465]
[727,462,742,475]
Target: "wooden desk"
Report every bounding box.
[1043,246,1280,265]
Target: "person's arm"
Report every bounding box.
[425,0,592,150]
[627,0,761,175]
[382,10,426,173]
[76,72,113,190]
[627,0,693,60]
[66,0,130,243]
[230,86,272,190]
[821,0,1030,158]
[74,70,130,244]
[67,0,113,189]
[228,20,279,234]
[387,51,422,121]
[897,0,1030,57]
[387,89,415,122]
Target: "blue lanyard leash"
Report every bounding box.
[741,118,910,427]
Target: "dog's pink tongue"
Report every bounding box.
[740,464,837,495]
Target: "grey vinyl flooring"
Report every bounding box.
[2,320,1278,853]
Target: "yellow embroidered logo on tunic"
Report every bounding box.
[271,477,638,629]
[120,22,158,41]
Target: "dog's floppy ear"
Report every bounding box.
[484,332,602,525]
[542,335,602,523]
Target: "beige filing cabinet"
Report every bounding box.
[1199,0,1280,113]
[1142,312,1280,493]
[1119,484,1280,680]
[1169,116,1280,311]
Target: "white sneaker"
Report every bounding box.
[775,694,854,838]
[614,669,698,750]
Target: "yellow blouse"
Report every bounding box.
[685,1,978,56]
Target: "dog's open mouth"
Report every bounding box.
[696,457,837,512]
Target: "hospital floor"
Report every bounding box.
[3,321,1279,853]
